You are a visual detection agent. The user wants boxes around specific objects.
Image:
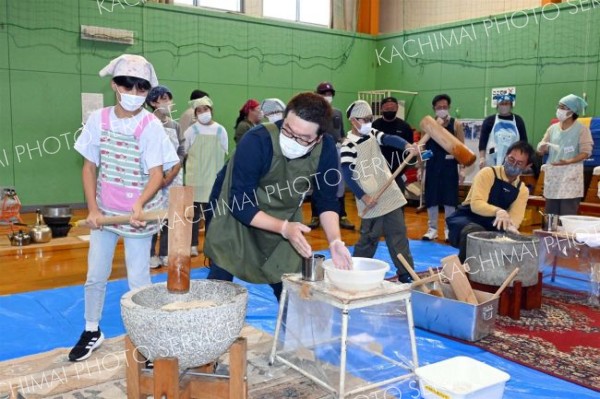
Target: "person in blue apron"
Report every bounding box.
[421,94,465,242]
[537,94,593,216]
[447,141,534,262]
[204,93,353,301]
[478,94,528,168]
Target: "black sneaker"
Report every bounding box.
[397,274,414,284]
[68,329,104,362]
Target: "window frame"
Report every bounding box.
[173,0,243,13]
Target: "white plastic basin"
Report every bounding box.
[415,356,510,399]
[559,215,600,234]
[322,257,390,293]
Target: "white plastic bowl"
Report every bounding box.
[415,356,510,399]
[322,257,390,293]
[559,215,600,234]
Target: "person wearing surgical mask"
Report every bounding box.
[204,93,353,301]
[536,94,593,216]
[70,54,179,362]
[372,96,415,196]
[307,82,355,231]
[182,96,229,257]
[339,100,417,283]
[420,94,465,242]
[447,141,533,263]
[260,98,285,123]
[146,85,184,269]
[478,94,528,169]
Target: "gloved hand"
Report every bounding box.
[536,142,549,154]
[329,239,353,270]
[280,220,312,258]
[493,209,513,231]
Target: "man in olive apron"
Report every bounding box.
[204,93,353,300]
[447,141,534,262]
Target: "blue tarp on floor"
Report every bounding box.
[0,240,598,398]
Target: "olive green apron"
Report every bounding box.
[204,123,322,284]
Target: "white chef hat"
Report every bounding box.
[99,54,159,87]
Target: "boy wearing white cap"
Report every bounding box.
[183,96,229,256]
[340,100,417,283]
[537,94,593,215]
[70,54,179,361]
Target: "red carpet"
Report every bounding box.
[472,287,600,392]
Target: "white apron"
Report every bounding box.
[354,133,406,219]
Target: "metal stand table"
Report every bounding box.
[269,274,419,398]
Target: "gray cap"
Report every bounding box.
[260,98,285,116]
[346,100,372,119]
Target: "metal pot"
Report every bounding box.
[8,230,31,246]
[42,205,72,218]
[30,209,52,243]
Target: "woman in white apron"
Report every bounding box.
[537,94,593,215]
[478,94,528,168]
[183,96,229,256]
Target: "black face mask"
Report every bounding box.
[382,111,397,120]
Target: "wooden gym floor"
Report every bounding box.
[0,193,535,296]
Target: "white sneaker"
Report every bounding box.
[444,228,450,243]
[422,228,438,241]
[190,246,199,257]
[160,256,169,266]
[149,256,162,269]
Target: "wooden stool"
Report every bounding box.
[469,272,542,320]
[125,336,247,399]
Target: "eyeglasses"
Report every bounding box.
[356,116,373,123]
[506,156,526,168]
[557,104,569,110]
[281,125,319,147]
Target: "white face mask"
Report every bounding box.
[435,109,449,119]
[324,96,333,104]
[118,91,146,112]
[267,113,283,123]
[279,133,311,159]
[556,109,571,122]
[196,111,212,124]
[358,122,372,136]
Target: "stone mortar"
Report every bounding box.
[466,231,540,287]
[121,280,248,370]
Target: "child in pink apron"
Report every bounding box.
[69,54,179,362]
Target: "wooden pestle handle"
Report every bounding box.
[360,133,430,217]
[492,267,520,299]
[397,253,431,294]
[75,207,194,227]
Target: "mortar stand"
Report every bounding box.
[124,186,248,399]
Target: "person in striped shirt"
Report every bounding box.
[340,100,417,283]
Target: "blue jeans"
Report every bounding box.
[84,229,152,324]
[207,262,283,302]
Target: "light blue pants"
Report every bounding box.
[427,205,456,230]
[84,229,152,324]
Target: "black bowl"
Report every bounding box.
[48,224,72,238]
[43,216,72,225]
